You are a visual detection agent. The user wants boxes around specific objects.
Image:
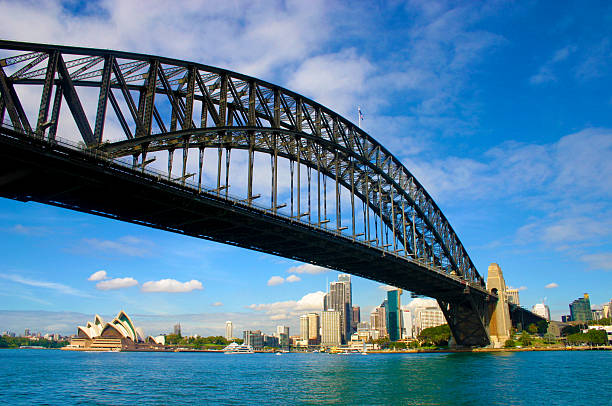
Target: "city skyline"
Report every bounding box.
[1,1,612,334]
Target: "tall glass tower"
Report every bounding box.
[386,289,402,341]
[569,293,592,322]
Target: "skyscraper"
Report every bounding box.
[300,315,309,340]
[401,308,413,339]
[386,289,402,341]
[324,281,347,343]
[413,302,445,335]
[307,312,320,345]
[370,303,387,337]
[569,293,592,322]
[338,274,353,336]
[532,303,550,321]
[173,323,181,336]
[225,321,233,340]
[352,306,360,332]
[276,325,290,349]
[321,310,341,346]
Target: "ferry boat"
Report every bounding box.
[222,342,255,354]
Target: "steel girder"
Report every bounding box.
[0,40,485,290]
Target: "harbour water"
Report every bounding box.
[1,349,611,405]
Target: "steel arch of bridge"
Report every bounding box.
[0,41,495,346]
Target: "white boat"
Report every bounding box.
[222,342,255,354]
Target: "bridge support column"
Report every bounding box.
[438,294,491,348]
[486,263,512,348]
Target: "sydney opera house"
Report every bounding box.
[66,311,166,351]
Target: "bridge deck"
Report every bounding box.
[0,127,489,303]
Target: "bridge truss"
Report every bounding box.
[0,40,495,346]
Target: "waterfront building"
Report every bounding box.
[532,303,550,321]
[307,312,320,345]
[324,281,347,343]
[506,288,520,305]
[569,294,592,322]
[386,289,403,341]
[243,330,264,350]
[321,311,341,347]
[68,311,164,351]
[225,321,233,341]
[276,326,289,350]
[300,315,309,340]
[592,308,604,321]
[24,328,30,337]
[401,308,413,339]
[173,323,181,336]
[413,303,445,335]
[263,334,279,348]
[352,306,360,333]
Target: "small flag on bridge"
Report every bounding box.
[358,106,364,128]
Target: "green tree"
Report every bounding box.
[518,331,532,347]
[543,332,556,344]
[527,323,538,334]
[417,324,451,347]
[561,325,581,336]
[588,318,611,326]
[585,329,607,345]
[504,339,516,348]
[536,320,549,335]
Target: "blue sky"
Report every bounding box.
[0,0,611,336]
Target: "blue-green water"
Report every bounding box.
[1,349,611,405]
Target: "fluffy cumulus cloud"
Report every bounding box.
[141,279,203,293]
[545,283,559,289]
[287,264,329,274]
[267,276,285,286]
[285,275,301,283]
[249,291,325,321]
[87,270,108,281]
[96,277,138,291]
[211,302,223,307]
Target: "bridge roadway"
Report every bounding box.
[0,126,495,345]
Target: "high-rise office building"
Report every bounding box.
[225,321,233,340]
[324,281,347,343]
[370,303,387,337]
[338,274,353,335]
[300,315,309,340]
[506,288,520,305]
[24,328,30,337]
[603,301,611,319]
[386,289,402,341]
[307,312,320,345]
[173,323,181,336]
[569,293,592,322]
[276,325,290,349]
[321,310,341,346]
[532,303,550,321]
[401,308,413,339]
[352,306,360,332]
[413,303,445,335]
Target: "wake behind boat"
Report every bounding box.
[223,342,255,354]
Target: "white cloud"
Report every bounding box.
[267,276,285,286]
[7,224,49,236]
[580,253,612,271]
[87,270,108,281]
[81,236,155,257]
[96,277,138,291]
[0,273,90,297]
[211,302,223,307]
[141,279,203,293]
[287,264,329,274]
[405,297,438,311]
[379,284,399,291]
[286,275,301,283]
[545,283,559,289]
[518,286,527,292]
[249,291,325,318]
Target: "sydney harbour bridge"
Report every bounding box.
[0,40,519,347]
